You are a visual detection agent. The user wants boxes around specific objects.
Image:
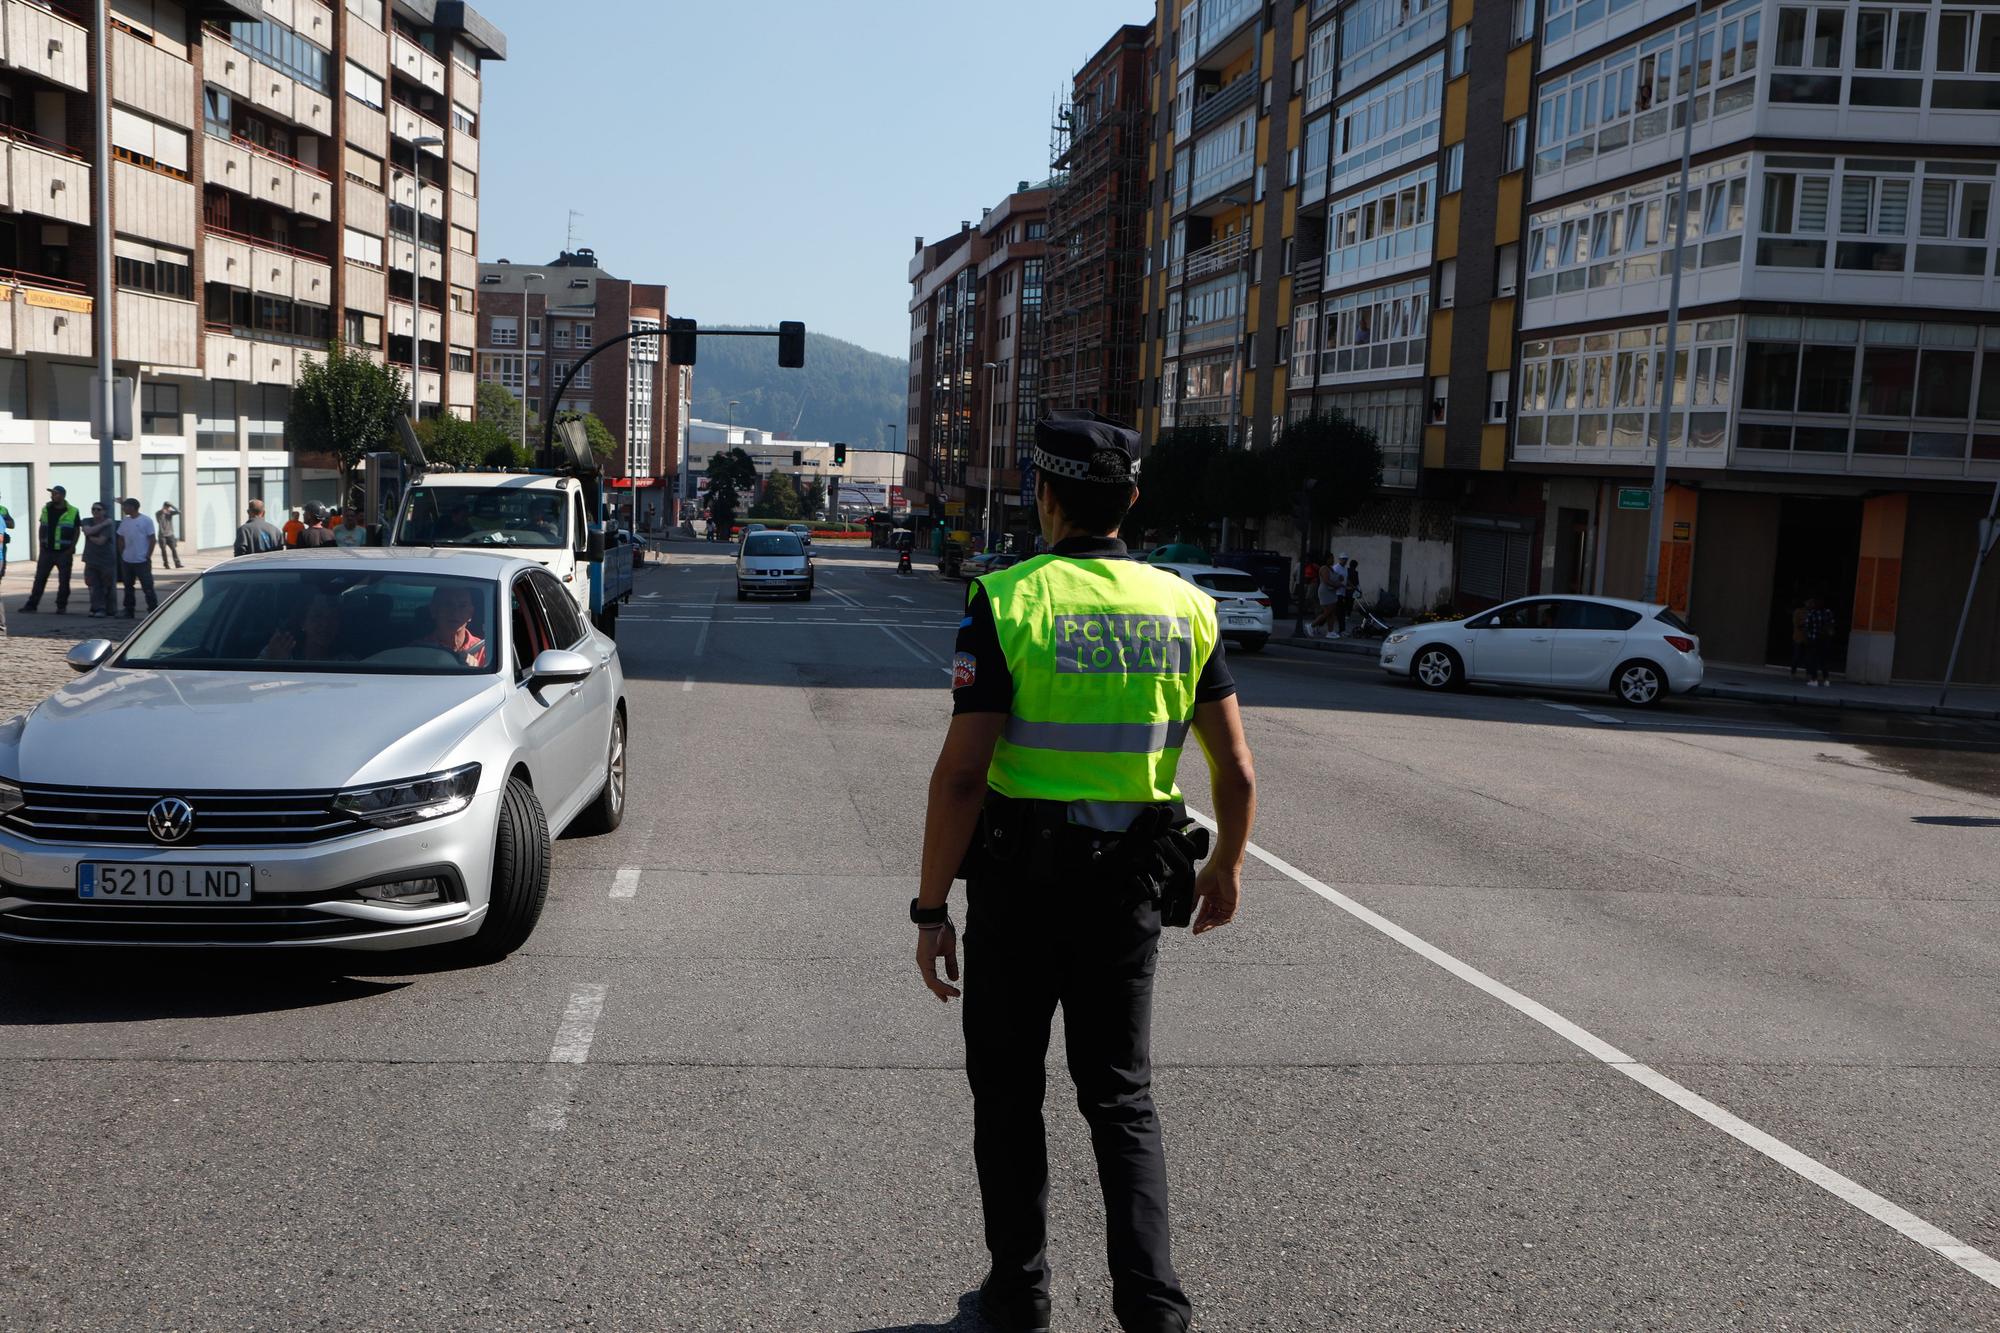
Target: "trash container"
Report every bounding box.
[1215,549,1294,618]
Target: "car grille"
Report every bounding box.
[0,784,370,848]
[0,902,403,945]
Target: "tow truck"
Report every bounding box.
[379,420,635,638]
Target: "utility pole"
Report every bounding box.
[1938,474,2000,707]
[1642,0,1710,605]
[91,0,115,527]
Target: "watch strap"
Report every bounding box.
[910,897,949,926]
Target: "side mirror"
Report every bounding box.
[65,639,116,673]
[529,648,594,687]
[585,529,605,563]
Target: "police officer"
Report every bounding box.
[21,484,81,614]
[914,413,1258,1333]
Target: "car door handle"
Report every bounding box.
[1600,637,1620,644]
[1530,635,1550,642]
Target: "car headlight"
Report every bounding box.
[1385,632,1411,645]
[0,777,23,817]
[332,764,480,828]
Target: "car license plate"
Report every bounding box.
[78,863,255,902]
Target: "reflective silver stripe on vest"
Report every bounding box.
[1066,799,1185,832]
[1003,717,1191,754]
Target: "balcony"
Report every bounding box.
[1172,231,1250,288]
[1190,74,1257,140]
[119,290,199,369]
[1,0,88,94]
[1193,0,1259,63]
[391,33,445,95]
[0,270,92,357]
[389,102,444,148]
[4,130,89,225]
[1293,254,1323,297]
[206,227,334,307]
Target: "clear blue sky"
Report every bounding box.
[473,1,1154,364]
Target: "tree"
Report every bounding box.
[1126,425,1227,542]
[555,410,616,462]
[475,380,533,447]
[291,342,410,499]
[800,478,827,519]
[751,470,804,520]
[416,412,518,470]
[704,447,759,530]
[1267,411,1382,531]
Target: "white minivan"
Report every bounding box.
[737,529,813,601]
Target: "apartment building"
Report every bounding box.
[905,181,1049,543]
[474,248,682,527]
[1041,24,1150,425]
[0,0,503,552]
[1508,0,2000,682]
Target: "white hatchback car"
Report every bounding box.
[1380,595,1703,706]
[1152,563,1275,652]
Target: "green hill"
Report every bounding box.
[689,329,906,450]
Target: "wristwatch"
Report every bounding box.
[909,898,950,926]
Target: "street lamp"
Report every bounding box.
[401,133,444,423]
[982,360,1002,552]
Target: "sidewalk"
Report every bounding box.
[1270,625,2000,722]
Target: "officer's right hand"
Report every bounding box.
[917,922,960,1002]
[1191,860,1241,934]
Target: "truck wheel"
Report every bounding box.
[463,777,550,962]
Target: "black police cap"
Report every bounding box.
[1032,411,1137,486]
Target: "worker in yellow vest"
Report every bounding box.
[913,413,1258,1333]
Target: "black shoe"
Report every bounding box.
[18,604,37,612]
[978,1279,1051,1333]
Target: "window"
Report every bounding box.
[490,316,517,347]
[1503,117,1528,174]
[343,228,383,267]
[1515,318,1736,456]
[1496,243,1519,297]
[1333,53,1444,187]
[1326,164,1437,280]
[1439,258,1457,308]
[225,18,332,94]
[1317,275,1430,381]
[1430,375,1449,423]
[203,86,231,139]
[346,0,383,28]
[1338,0,1447,87]
[111,108,190,177]
[1511,0,1535,45]
[197,381,237,450]
[1303,21,1337,111]
[451,102,478,137]
[1528,156,1750,299]
[344,61,383,109]
[530,570,586,648]
[115,243,194,300]
[1444,143,1464,194]
[1754,156,1995,277]
[1488,371,1512,423]
[141,382,181,436]
[553,323,571,349]
[528,318,542,347]
[1448,25,1470,77]
[574,323,592,348]
[345,146,384,187]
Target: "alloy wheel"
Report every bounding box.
[1618,664,1661,705]
[608,715,627,817]
[1416,649,1455,689]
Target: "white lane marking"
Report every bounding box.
[1185,812,2000,1294]
[610,866,640,899]
[530,982,610,1133]
[691,616,711,657]
[681,675,694,693]
[548,982,608,1063]
[1540,700,1625,727]
[880,622,939,665]
[891,595,914,603]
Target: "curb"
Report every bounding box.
[1275,633,1381,659]
[1693,683,2000,723]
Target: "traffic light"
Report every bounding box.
[833,442,847,467]
[777,320,806,369]
[667,317,698,366]
[793,449,803,467]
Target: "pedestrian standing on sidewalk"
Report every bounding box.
[283,507,304,548]
[297,504,336,548]
[1339,559,1362,635]
[80,502,118,618]
[234,499,285,556]
[1802,596,1837,687]
[154,501,183,569]
[0,496,13,585]
[116,499,158,618]
[1311,553,1346,638]
[20,485,80,614]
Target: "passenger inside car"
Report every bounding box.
[412,586,489,667]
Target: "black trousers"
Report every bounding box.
[963,873,1191,1333]
[119,559,157,614]
[26,550,72,610]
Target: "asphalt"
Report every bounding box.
[2,542,1997,1330]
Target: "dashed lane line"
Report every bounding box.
[529,982,610,1133]
[1185,811,2000,1294]
[610,866,640,899]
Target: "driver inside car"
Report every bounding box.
[412,585,488,668]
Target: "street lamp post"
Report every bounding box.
[982,360,1002,552]
[1641,0,1712,605]
[401,133,444,423]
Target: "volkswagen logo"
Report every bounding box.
[147,798,195,845]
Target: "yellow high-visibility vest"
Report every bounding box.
[980,554,1219,816]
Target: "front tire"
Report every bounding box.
[798,588,812,602]
[736,586,749,602]
[466,777,550,962]
[574,708,627,835]
[1614,659,1667,707]
[1412,644,1463,692]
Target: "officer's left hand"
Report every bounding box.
[917,922,960,1001]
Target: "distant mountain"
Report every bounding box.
[688,329,906,450]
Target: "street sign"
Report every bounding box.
[945,500,965,517]
[1673,520,1692,540]
[1617,487,1652,511]
[91,376,134,441]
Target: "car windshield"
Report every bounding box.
[118,569,501,674]
[1195,572,1261,593]
[395,485,568,550]
[743,533,804,556]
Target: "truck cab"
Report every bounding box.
[388,471,633,636]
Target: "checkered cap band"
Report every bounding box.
[1032,445,1094,480]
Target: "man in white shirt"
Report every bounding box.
[116,498,158,619]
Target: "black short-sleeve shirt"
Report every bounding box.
[950,536,1237,715]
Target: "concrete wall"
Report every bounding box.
[1894,492,2000,684]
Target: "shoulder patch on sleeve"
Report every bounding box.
[960,615,974,628]
[951,652,978,689]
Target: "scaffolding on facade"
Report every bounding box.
[1040,78,1146,425]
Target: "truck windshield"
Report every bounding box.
[395,485,568,550]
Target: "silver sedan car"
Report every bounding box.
[0,549,627,957]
